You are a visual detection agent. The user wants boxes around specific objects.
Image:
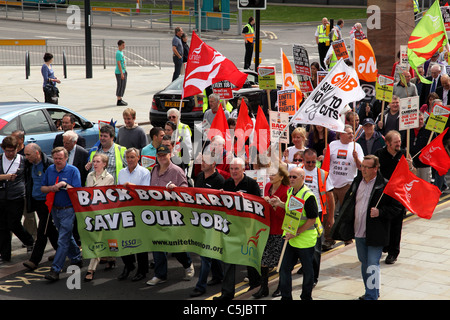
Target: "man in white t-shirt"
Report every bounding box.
[301,148,335,283]
[328,125,364,207]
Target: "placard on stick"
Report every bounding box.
[269,110,289,144]
[257,66,277,90]
[281,195,305,235]
[399,96,419,130]
[277,88,297,116]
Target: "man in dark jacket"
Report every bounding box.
[331,155,399,300]
[408,112,433,183]
[357,118,385,155]
[23,143,58,270]
[374,130,409,264]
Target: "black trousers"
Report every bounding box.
[244,42,254,69]
[0,198,34,261]
[121,253,149,274]
[29,198,59,265]
[220,263,260,299]
[384,211,404,258]
[318,42,330,70]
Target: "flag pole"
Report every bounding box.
[277,239,288,272]
[374,192,384,209]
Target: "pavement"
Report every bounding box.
[2,65,450,301]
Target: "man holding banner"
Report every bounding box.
[214,157,262,300]
[270,167,319,300]
[41,147,82,281]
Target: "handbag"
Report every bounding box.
[44,82,59,103]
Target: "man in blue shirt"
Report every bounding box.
[172,27,184,81]
[41,147,82,281]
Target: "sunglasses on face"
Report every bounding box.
[292,158,302,162]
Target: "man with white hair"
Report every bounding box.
[62,130,88,186]
[420,63,442,106]
[214,157,261,300]
[202,93,230,140]
[316,17,330,70]
[349,22,366,40]
[167,108,192,159]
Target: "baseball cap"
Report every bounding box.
[156,145,171,154]
[362,118,375,126]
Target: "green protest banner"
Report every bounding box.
[68,185,271,272]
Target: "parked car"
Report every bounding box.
[0,102,100,156]
[149,70,271,132]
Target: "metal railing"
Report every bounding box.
[1,39,162,68]
[0,1,239,34]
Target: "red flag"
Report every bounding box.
[45,176,58,212]
[251,106,270,154]
[419,127,450,176]
[384,156,441,219]
[321,144,330,172]
[182,31,248,98]
[234,100,254,152]
[206,106,230,143]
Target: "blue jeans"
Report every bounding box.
[195,256,224,292]
[153,251,192,280]
[355,237,383,300]
[279,243,315,300]
[51,207,81,273]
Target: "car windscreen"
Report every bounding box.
[165,77,184,91]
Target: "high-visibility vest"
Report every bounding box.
[244,23,254,43]
[202,90,208,112]
[317,24,329,44]
[177,122,192,138]
[284,185,318,248]
[328,50,338,70]
[413,0,419,13]
[89,143,126,184]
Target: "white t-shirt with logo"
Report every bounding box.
[303,167,334,213]
[328,140,364,188]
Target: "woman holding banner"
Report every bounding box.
[84,154,115,281]
[253,166,290,299]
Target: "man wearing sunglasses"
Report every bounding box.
[301,148,335,287]
[270,167,319,300]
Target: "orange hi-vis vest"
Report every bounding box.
[244,23,254,43]
[301,165,329,220]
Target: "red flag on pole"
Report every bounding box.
[321,144,331,173]
[45,176,58,212]
[251,106,270,154]
[206,106,230,143]
[383,156,441,219]
[182,31,248,99]
[234,100,254,152]
[418,127,450,176]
